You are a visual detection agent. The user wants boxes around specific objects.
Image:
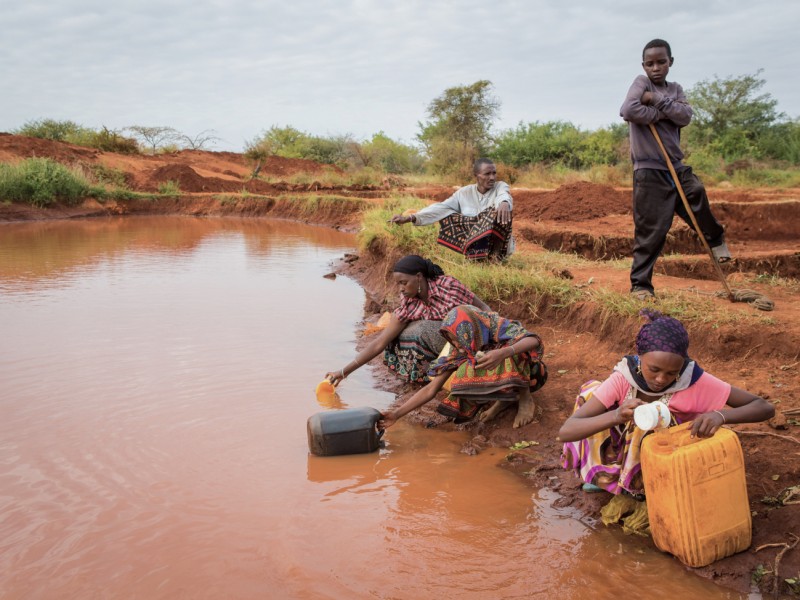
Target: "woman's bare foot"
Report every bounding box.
[479,400,506,423]
[513,389,536,428]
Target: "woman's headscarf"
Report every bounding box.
[635,309,690,358]
[428,305,541,375]
[615,310,703,394]
[391,255,444,280]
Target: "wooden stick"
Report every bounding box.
[755,542,789,552]
[773,534,799,600]
[735,430,800,445]
[648,123,734,300]
[740,343,763,362]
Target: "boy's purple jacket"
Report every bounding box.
[620,74,693,171]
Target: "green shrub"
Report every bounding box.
[0,158,92,207]
[360,132,425,174]
[87,164,129,188]
[684,147,727,183]
[729,166,800,187]
[84,127,139,154]
[759,120,800,164]
[157,180,180,196]
[14,119,87,141]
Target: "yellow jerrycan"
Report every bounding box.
[640,421,751,567]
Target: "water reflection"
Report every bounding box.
[0,215,353,290]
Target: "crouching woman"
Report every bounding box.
[558,310,774,496]
[379,305,547,430]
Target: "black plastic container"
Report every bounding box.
[307,407,383,456]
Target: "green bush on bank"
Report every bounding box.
[0,158,92,207]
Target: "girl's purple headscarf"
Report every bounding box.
[635,309,689,358]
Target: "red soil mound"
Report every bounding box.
[147,165,213,192]
[514,181,631,221]
[0,133,100,163]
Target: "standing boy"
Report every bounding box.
[620,39,730,300]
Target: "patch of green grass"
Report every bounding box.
[260,167,387,188]
[512,163,631,189]
[277,194,369,217]
[358,197,438,255]
[729,167,800,188]
[157,180,180,197]
[749,272,800,291]
[213,194,238,206]
[87,164,128,188]
[0,158,92,207]
[102,188,155,201]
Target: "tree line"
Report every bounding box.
[12,71,800,180]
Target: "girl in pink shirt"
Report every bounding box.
[559,310,773,496]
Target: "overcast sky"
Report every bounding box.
[2,0,798,152]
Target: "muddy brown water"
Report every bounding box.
[0,216,746,599]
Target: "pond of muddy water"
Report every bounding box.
[0,216,745,599]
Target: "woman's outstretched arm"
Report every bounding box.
[326,314,407,385]
[690,386,775,438]
[378,371,451,429]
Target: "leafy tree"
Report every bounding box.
[249,126,307,156]
[759,119,800,164]
[246,126,361,169]
[85,127,139,154]
[492,121,583,167]
[417,80,500,174]
[576,124,628,167]
[126,126,180,154]
[686,70,783,160]
[359,132,424,173]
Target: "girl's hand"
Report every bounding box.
[475,349,506,371]
[378,411,397,430]
[690,411,725,438]
[615,396,644,424]
[324,371,344,387]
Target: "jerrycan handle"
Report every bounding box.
[672,420,701,448]
[369,411,385,440]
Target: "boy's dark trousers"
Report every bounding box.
[630,166,725,293]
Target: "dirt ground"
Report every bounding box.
[2,134,799,597]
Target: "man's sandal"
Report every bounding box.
[630,288,655,301]
[711,241,732,264]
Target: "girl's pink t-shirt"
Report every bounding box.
[590,371,731,423]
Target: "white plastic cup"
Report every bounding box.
[633,401,671,431]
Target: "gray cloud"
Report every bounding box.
[2,0,798,151]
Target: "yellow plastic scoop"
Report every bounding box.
[316,379,336,395]
[315,379,344,409]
